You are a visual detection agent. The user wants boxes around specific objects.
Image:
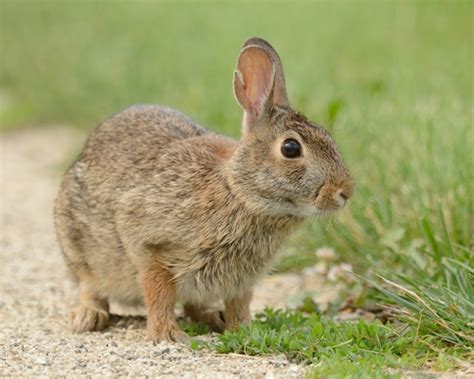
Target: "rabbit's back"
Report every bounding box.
[82,104,210,162]
[74,104,214,205]
[54,105,224,302]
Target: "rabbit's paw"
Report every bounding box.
[224,312,251,331]
[69,305,109,333]
[148,326,189,344]
[226,318,250,331]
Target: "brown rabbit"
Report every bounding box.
[54,37,354,342]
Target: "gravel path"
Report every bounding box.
[0,127,308,378]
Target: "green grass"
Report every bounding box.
[1,0,472,376]
[365,211,473,353]
[191,308,469,378]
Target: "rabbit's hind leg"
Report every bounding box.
[183,303,226,333]
[69,269,110,333]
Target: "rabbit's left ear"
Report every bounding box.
[242,37,289,108]
[233,45,276,127]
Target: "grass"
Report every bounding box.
[365,211,473,354]
[1,0,472,376]
[190,308,470,378]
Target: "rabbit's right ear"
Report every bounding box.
[233,45,276,132]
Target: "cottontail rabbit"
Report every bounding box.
[54,37,354,342]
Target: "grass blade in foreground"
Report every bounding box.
[365,213,473,359]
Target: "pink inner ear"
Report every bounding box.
[237,47,274,115]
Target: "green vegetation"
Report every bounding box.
[1,0,472,376]
[192,308,469,378]
[367,212,473,352]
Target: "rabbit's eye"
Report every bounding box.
[281,139,302,158]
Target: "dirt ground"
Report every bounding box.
[0,127,316,377]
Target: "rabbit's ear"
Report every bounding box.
[242,37,289,108]
[233,45,276,129]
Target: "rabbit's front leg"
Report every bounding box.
[139,262,188,343]
[224,288,253,330]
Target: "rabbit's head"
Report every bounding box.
[227,37,354,217]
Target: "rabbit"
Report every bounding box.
[54,37,354,343]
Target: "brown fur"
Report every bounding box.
[141,261,186,343]
[224,289,253,330]
[54,37,354,342]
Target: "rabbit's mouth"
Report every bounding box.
[313,197,347,214]
[312,179,353,214]
[276,189,345,217]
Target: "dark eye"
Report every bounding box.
[280,138,302,158]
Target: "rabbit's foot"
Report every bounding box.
[225,314,251,331]
[184,303,226,333]
[69,305,109,333]
[147,324,189,343]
